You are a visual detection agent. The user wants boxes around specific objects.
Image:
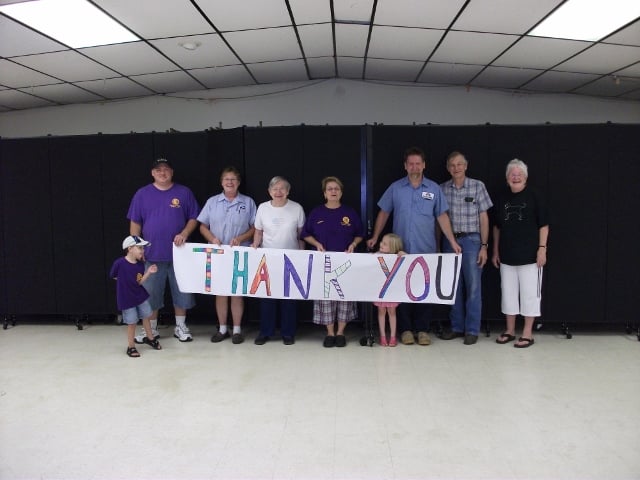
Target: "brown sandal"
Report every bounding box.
[496,332,516,344]
[514,337,535,348]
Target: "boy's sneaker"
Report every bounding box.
[134,328,159,344]
[174,324,193,342]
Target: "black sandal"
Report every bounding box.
[143,337,162,350]
[126,347,140,357]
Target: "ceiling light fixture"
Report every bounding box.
[179,41,201,51]
[530,0,640,41]
[0,0,139,48]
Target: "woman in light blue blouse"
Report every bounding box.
[198,166,256,344]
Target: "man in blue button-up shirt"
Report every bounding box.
[367,147,461,346]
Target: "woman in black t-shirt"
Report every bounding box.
[492,159,549,348]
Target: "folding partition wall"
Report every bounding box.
[1,123,638,328]
[1,137,56,315]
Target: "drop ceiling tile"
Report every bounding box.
[613,63,640,77]
[368,26,443,61]
[0,16,66,57]
[94,0,212,38]
[555,44,640,75]
[307,57,335,78]
[335,24,369,57]
[247,59,308,84]
[0,59,60,88]
[188,65,255,88]
[151,34,238,69]
[472,66,543,88]
[80,42,178,76]
[573,76,639,97]
[225,27,301,63]
[417,62,483,85]
[374,0,467,29]
[453,0,563,34]
[494,37,590,69]
[432,31,517,65]
[603,20,640,47]
[523,70,601,92]
[289,0,332,24]
[12,51,118,82]
[131,71,204,93]
[196,0,291,31]
[619,89,640,100]
[298,24,334,58]
[0,89,55,109]
[18,83,104,104]
[74,77,153,99]
[337,57,365,79]
[334,0,374,23]
[365,58,423,81]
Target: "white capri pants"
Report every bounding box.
[499,263,543,317]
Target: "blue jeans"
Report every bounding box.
[443,234,483,336]
[259,298,297,338]
[143,261,195,311]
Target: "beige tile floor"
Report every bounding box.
[1,320,639,480]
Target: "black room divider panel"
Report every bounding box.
[427,126,491,185]
[1,123,638,330]
[243,126,307,325]
[49,136,110,314]
[206,127,246,193]
[1,138,57,314]
[242,125,363,325]
[0,141,6,319]
[605,124,640,325]
[243,126,306,206]
[299,126,362,215]
[153,131,209,213]
[100,133,155,312]
[546,125,609,324]
[485,126,551,323]
[487,125,550,193]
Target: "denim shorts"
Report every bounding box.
[142,261,195,311]
[122,300,153,325]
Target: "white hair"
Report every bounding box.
[506,159,528,178]
[268,176,291,191]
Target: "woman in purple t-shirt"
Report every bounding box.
[301,177,364,348]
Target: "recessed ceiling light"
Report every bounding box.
[530,0,640,41]
[179,41,202,51]
[0,0,139,48]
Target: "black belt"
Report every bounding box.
[454,232,476,238]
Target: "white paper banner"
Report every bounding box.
[173,244,461,304]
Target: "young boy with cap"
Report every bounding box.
[110,235,162,357]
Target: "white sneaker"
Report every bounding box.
[174,324,193,342]
[134,328,160,344]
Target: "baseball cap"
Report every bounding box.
[152,158,173,169]
[122,235,151,249]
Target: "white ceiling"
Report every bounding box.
[0,0,639,112]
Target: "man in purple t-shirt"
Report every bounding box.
[127,158,200,342]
